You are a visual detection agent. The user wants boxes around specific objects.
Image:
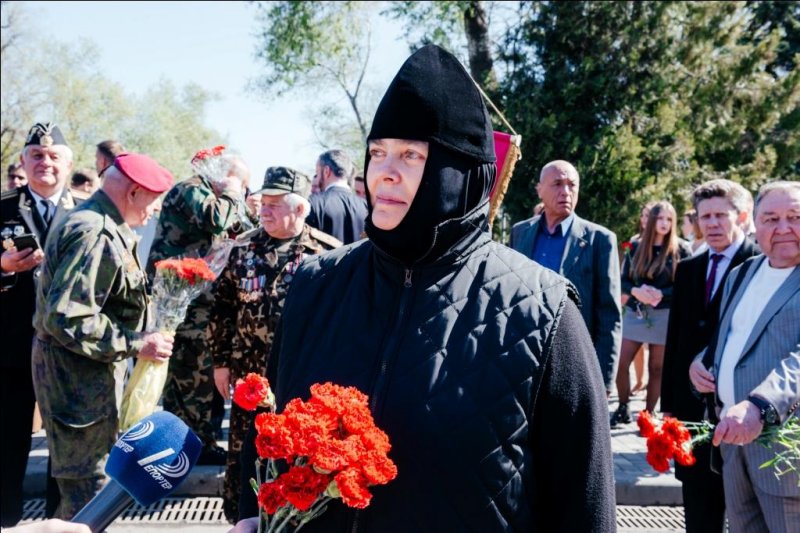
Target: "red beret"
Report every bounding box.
[113,153,174,193]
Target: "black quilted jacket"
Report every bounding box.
[246,204,615,532]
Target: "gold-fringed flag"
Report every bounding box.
[489,131,522,227]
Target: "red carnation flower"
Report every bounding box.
[334,468,372,509]
[637,410,656,438]
[278,466,331,511]
[360,449,398,485]
[233,373,271,411]
[258,480,286,515]
[622,241,633,252]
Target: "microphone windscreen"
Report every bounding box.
[106,411,202,505]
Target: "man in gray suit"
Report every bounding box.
[510,160,622,393]
[690,181,800,533]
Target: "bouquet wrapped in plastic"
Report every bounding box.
[191,145,229,185]
[118,239,238,431]
[233,375,398,532]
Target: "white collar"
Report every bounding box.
[28,187,64,207]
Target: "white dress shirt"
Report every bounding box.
[717,260,793,412]
[27,187,63,222]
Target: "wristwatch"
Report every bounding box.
[748,395,779,425]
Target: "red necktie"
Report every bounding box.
[705,253,723,305]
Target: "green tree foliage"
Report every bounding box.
[250,0,378,157]
[1,4,222,188]
[500,1,799,239]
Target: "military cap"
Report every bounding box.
[113,153,174,193]
[254,166,311,199]
[25,122,68,147]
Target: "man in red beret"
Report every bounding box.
[30,153,176,518]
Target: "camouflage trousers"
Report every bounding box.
[222,352,269,523]
[162,326,217,449]
[54,476,105,520]
[223,403,256,523]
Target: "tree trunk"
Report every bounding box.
[464,1,497,92]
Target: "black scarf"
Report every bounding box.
[363,44,497,266]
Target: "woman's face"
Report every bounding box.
[366,138,429,230]
[654,211,673,237]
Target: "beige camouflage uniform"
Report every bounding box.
[208,224,340,522]
[32,190,149,518]
[146,174,253,450]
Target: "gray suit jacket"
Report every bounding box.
[708,255,800,496]
[510,214,622,390]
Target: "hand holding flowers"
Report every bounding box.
[232,375,398,532]
[118,255,224,432]
[638,410,799,484]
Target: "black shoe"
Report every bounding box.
[610,403,631,428]
[197,445,227,466]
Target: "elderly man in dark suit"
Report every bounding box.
[510,160,621,394]
[307,149,368,244]
[690,181,800,533]
[0,123,78,526]
[662,179,760,532]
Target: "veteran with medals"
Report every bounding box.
[0,123,79,526]
[208,166,340,522]
[31,153,176,519]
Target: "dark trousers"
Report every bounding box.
[1,366,36,527]
[679,443,726,533]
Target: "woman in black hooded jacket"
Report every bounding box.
[235,44,615,532]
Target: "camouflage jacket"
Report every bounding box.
[33,190,148,361]
[208,225,341,374]
[146,174,252,282]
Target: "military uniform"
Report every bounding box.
[147,174,252,451]
[208,224,340,521]
[31,190,150,518]
[1,185,77,525]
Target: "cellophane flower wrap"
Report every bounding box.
[638,410,800,484]
[118,238,239,431]
[191,145,229,185]
[232,377,398,532]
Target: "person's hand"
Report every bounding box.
[631,286,653,306]
[215,367,231,401]
[245,194,262,217]
[712,400,763,446]
[215,176,243,196]
[228,517,259,533]
[689,360,716,393]
[1,246,44,273]
[645,287,663,307]
[4,518,91,533]
[137,331,174,362]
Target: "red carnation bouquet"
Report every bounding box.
[191,144,229,184]
[233,376,398,532]
[638,410,800,483]
[119,247,236,431]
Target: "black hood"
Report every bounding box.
[364,44,497,266]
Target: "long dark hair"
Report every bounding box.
[631,201,680,281]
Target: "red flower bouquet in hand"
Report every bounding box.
[119,252,232,432]
[638,411,799,482]
[245,382,398,532]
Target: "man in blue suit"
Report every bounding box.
[510,160,621,394]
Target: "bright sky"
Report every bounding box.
[22,0,411,181]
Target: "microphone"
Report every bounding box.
[71,411,202,532]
